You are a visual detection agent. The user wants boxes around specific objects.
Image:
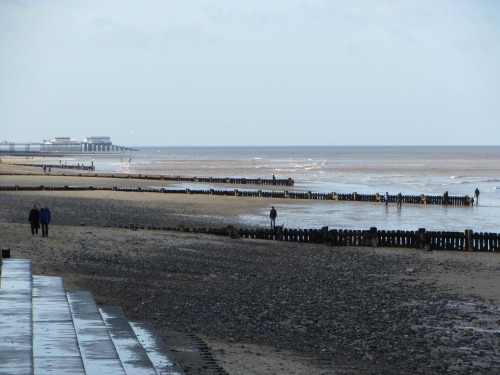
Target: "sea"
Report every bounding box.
[59,146,500,233]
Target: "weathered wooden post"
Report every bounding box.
[227,225,238,239]
[276,226,283,241]
[179,224,186,232]
[465,229,474,251]
[353,192,357,201]
[1,249,9,260]
[322,226,329,244]
[307,191,312,199]
[418,228,429,250]
[370,227,378,247]
[442,191,449,205]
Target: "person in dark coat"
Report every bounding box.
[40,206,52,237]
[270,206,277,229]
[29,205,40,236]
[474,188,480,205]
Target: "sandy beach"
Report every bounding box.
[1,160,499,374]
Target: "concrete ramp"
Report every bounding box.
[0,259,185,375]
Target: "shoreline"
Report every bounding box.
[1,166,499,233]
[1,163,500,374]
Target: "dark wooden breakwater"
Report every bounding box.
[1,166,294,186]
[122,225,500,252]
[0,184,475,206]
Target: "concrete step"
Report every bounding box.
[130,321,185,375]
[33,276,85,374]
[1,260,186,375]
[0,259,33,375]
[99,306,158,375]
[67,291,126,375]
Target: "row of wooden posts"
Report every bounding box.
[4,166,295,186]
[13,163,96,171]
[0,184,475,206]
[120,225,498,252]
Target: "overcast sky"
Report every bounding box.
[1,0,499,147]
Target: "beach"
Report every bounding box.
[1,160,500,374]
[2,146,500,233]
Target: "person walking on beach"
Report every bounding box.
[475,188,480,205]
[385,192,389,206]
[40,206,51,237]
[29,205,40,236]
[270,206,277,229]
[397,192,402,208]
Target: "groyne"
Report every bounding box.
[120,225,500,252]
[0,166,294,186]
[0,184,475,206]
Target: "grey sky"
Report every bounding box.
[1,0,499,147]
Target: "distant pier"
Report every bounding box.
[0,136,137,154]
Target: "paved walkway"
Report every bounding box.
[0,259,185,375]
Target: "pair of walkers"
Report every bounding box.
[385,192,403,208]
[28,205,52,237]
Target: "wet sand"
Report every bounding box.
[1,160,500,374]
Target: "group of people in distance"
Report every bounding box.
[268,188,482,229]
[385,192,403,208]
[25,187,482,237]
[28,205,51,237]
[384,188,481,207]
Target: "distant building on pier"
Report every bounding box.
[41,137,81,152]
[82,136,113,152]
[37,136,136,153]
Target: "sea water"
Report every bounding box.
[63,146,500,232]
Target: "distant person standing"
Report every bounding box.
[40,206,51,237]
[270,206,277,229]
[29,205,40,236]
[443,191,449,205]
[474,188,480,205]
[397,193,402,208]
[385,192,389,206]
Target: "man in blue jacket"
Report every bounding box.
[40,206,52,237]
